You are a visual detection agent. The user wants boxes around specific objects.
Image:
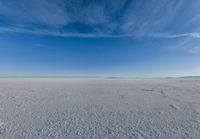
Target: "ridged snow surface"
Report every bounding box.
[0,78,200,139]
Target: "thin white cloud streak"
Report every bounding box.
[0,26,132,38]
[149,33,200,39]
[168,37,200,54]
[1,26,200,39]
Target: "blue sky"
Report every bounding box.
[0,0,200,77]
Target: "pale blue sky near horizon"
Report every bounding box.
[0,0,200,77]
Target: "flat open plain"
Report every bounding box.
[0,78,200,139]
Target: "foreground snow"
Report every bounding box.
[0,78,200,139]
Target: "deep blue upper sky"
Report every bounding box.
[0,0,200,77]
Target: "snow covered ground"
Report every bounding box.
[0,78,200,139]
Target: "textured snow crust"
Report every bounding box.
[0,78,200,139]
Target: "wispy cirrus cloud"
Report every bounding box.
[148,32,200,39]
[0,26,132,38]
[167,37,200,54]
[1,25,200,39]
[0,0,69,27]
[0,0,200,38]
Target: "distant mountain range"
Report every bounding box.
[180,76,200,78]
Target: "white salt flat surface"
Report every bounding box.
[0,78,200,139]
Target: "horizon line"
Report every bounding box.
[0,75,199,79]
